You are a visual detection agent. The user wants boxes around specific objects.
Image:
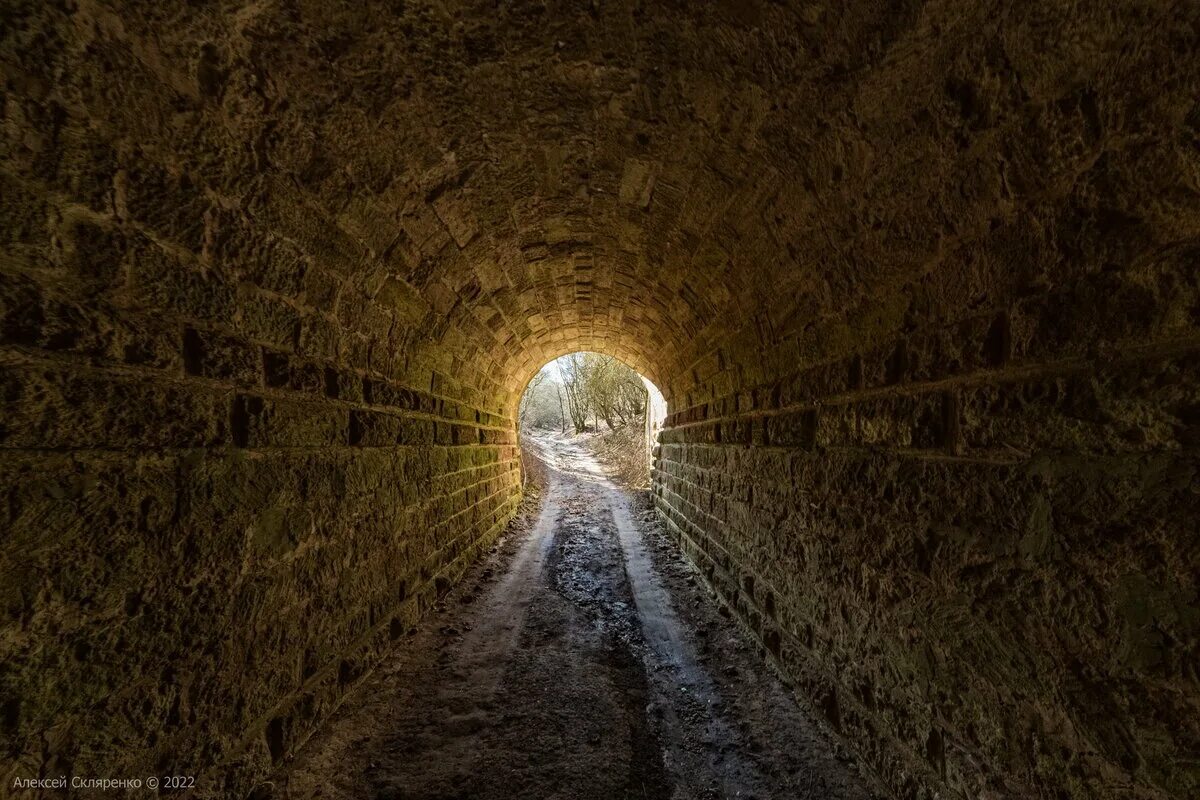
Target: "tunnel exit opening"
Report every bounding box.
[518,352,666,491]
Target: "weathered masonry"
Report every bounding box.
[1,1,1197,798]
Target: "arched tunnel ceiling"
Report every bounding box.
[28,0,1198,413]
[4,4,1200,797]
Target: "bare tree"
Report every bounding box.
[560,353,591,433]
[550,352,646,433]
[555,383,567,433]
[519,368,548,430]
[518,352,649,437]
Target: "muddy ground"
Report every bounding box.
[278,432,883,800]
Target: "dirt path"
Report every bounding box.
[279,432,882,800]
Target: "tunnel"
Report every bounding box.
[1,0,1198,798]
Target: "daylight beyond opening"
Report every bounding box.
[519,353,667,489]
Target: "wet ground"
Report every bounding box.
[279,432,882,800]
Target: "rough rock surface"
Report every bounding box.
[1,1,1198,798]
[281,432,883,800]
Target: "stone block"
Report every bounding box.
[183,327,260,386]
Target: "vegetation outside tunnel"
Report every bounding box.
[522,352,649,434]
[520,353,664,489]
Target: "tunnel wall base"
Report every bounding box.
[652,320,1199,800]
[0,262,521,796]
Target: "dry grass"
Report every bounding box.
[520,437,550,499]
[581,424,651,490]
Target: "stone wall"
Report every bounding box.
[0,202,520,792]
[653,271,1200,798]
[0,8,520,789]
[2,1,1199,798]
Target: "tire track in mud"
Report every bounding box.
[546,480,672,799]
[280,431,883,800]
